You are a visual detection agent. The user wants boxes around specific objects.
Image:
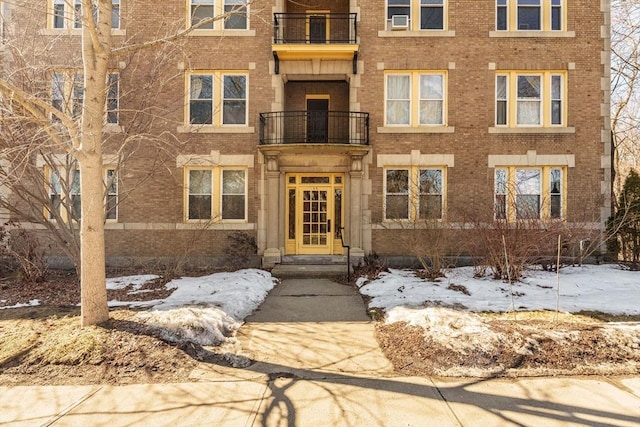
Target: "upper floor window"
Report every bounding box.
[107,73,119,124]
[189,0,248,30]
[386,0,446,31]
[385,71,446,127]
[51,71,83,120]
[494,166,564,220]
[50,0,120,30]
[186,167,247,221]
[188,71,247,126]
[496,0,563,31]
[495,71,566,127]
[384,167,445,220]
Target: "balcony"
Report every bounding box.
[272,13,359,73]
[259,111,369,145]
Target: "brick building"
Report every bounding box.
[1,0,611,268]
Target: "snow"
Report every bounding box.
[358,264,640,315]
[106,275,160,291]
[0,299,40,310]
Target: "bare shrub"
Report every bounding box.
[224,232,258,271]
[0,221,49,283]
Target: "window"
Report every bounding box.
[107,73,119,124]
[51,0,119,29]
[111,0,120,29]
[386,0,446,31]
[51,72,83,120]
[494,166,565,220]
[385,167,445,220]
[105,169,118,220]
[386,71,446,126]
[49,168,81,221]
[496,0,563,31]
[495,71,566,127]
[189,0,248,30]
[224,0,247,30]
[186,167,247,221]
[188,72,248,126]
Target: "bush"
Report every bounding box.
[224,232,258,271]
[0,220,49,283]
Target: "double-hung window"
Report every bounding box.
[495,71,565,127]
[48,168,81,221]
[496,0,564,31]
[106,73,119,124]
[386,0,446,31]
[51,72,83,120]
[385,167,445,221]
[189,0,248,30]
[52,0,82,29]
[385,71,446,127]
[105,169,118,220]
[188,72,247,126]
[186,167,247,221]
[494,166,564,220]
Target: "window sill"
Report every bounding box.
[377,126,454,134]
[40,29,126,36]
[187,29,255,37]
[105,222,254,230]
[489,30,575,38]
[103,124,124,134]
[177,125,255,134]
[488,126,575,134]
[378,30,455,38]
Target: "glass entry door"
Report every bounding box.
[286,174,344,255]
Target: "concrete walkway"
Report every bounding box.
[2,278,640,426]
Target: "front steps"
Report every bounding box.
[270,255,352,279]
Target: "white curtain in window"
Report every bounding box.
[386,75,410,125]
[516,76,541,125]
[419,75,443,125]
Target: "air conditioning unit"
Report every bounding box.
[391,15,409,30]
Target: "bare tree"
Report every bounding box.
[0,0,248,326]
[611,0,640,194]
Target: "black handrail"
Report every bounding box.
[259,111,369,145]
[338,226,350,282]
[273,13,358,44]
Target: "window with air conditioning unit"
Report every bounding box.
[391,15,409,30]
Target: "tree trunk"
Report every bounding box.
[79,0,112,326]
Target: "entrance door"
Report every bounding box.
[306,98,329,143]
[309,14,327,43]
[286,174,344,255]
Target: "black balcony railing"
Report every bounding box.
[259,111,369,145]
[273,13,357,44]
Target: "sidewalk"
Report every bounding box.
[2,278,640,426]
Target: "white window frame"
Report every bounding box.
[189,0,249,31]
[106,72,119,125]
[105,168,118,221]
[51,71,83,120]
[386,0,447,31]
[495,0,564,32]
[385,71,447,127]
[495,71,566,128]
[48,167,81,222]
[494,166,566,221]
[187,71,248,127]
[185,167,247,222]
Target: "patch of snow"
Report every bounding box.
[106,275,160,291]
[0,299,40,310]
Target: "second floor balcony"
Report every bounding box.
[259,111,369,146]
[272,13,359,70]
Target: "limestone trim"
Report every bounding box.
[487,150,575,168]
[377,151,455,168]
[176,151,254,168]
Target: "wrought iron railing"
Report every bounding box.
[273,13,358,44]
[259,111,369,145]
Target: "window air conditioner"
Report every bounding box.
[391,15,409,30]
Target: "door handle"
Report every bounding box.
[327,219,331,233]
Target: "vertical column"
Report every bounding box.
[262,152,282,267]
[348,154,365,259]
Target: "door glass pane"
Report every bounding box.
[335,189,342,239]
[289,189,295,239]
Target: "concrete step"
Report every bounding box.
[270,263,352,279]
[280,255,348,265]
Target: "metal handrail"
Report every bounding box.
[259,110,369,145]
[273,13,358,44]
[338,226,351,282]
